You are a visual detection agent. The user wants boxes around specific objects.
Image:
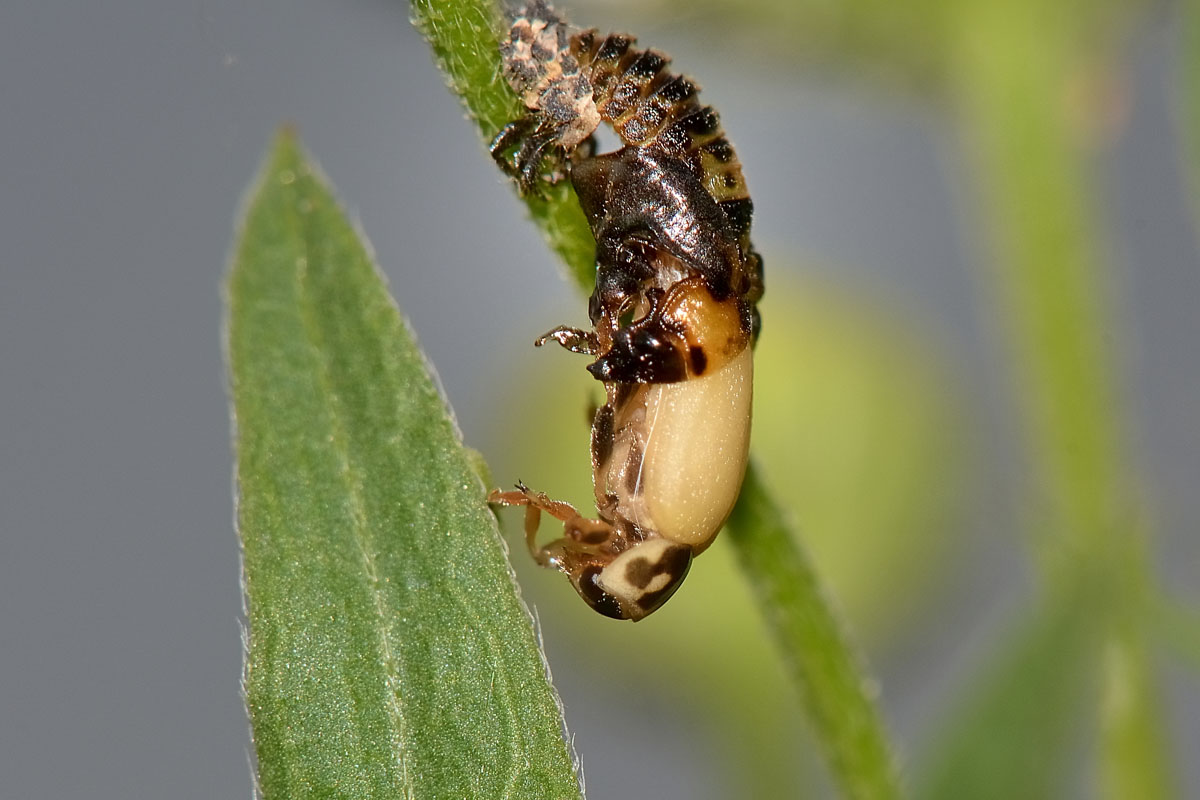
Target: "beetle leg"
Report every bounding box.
[586,317,687,383]
[489,117,534,169]
[534,325,599,355]
[488,483,578,519]
[487,484,617,567]
[516,134,558,192]
[489,485,562,565]
[490,113,569,195]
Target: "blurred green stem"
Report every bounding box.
[951,0,1173,795]
[954,0,1122,569]
[411,0,903,796]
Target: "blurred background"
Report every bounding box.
[1,0,1197,797]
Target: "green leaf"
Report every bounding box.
[226,130,580,800]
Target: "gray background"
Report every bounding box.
[1,1,1196,798]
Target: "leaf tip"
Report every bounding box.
[261,125,313,189]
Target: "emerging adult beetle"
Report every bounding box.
[488,1,763,620]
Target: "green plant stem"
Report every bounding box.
[951,1,1173,795]
[727,465,904,800]
[411,0,904,797]
[410,0,595,286]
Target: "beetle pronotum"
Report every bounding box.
[488,1,763,620]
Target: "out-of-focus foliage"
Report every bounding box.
[944,2,1177,795]
[917,580,1102,800]
[608,0,1145,97]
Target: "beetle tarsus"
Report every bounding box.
[490,113,568,195]
[488,485,617,566]
[534,325,599,354]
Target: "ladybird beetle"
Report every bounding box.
[488,1,763,621]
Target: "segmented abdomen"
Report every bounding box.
[570,30,759,297]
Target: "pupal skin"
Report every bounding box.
[488,1,762,621]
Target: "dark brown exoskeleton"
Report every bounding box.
[488,2,763,620]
